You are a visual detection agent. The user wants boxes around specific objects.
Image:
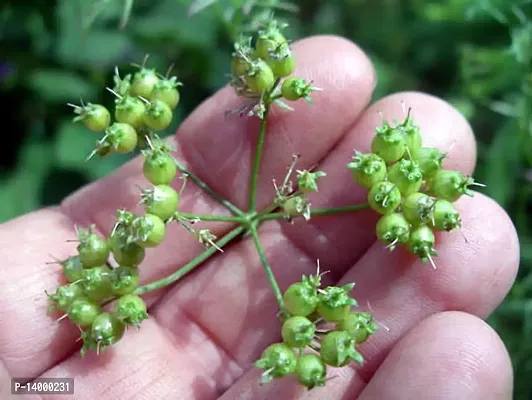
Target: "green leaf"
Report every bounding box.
[132,0,217,48]
[479,120,522,208]
[188,0,218,16]
[28,70,97,102]
[55,120,99,168]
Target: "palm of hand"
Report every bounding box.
[0,36,518,400]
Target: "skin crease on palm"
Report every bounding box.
[0,35,520,400]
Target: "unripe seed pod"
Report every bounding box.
[131,68,159,98]
[402,192,435,226]
[266,43,295,78]
[375,212,410,250]
[346,151,387,188]
[281,316,315,348]
[149,78,181,109]
[431,199,461,232]
[115,96,146,129]
[295,354,327,390]
[336,311,378,344]
[102,123,138,154]
[281,77,314,101]
[115,294,149,326]
[282,195,308,217]
[254,343,297,381]
[144,100,173,131]
[89,312,126,348]
[406,225,438,266]
[428,170,478,202]
[255,30,287,60]
[316,284,356,322]
[71,103,111,132]
[283,282,318,317]
[320,331,364,367]
[245,59,275,94]
[400,117,422,159]
[415,147,445,179]
[371,122,406,163]
[143,152,177,185]
[367,181,402,214]
[387,159,423,195]
[135,213,166,248]
[141,184,179,221]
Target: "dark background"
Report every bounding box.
[1,0,531,397]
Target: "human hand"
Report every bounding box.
[0,36,519,399]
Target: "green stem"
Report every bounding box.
[175,212,246,223]
[134,225,246,295]
[174,159,245,217]
[248,110,269,212]
[257,203,370,222]
[249,225,285,313]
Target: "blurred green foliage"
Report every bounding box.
[0,0,531,396]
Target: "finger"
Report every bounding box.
[358,312,513,399]
[0,35,376,379]
[40,319,244,400]
[0,209,83,378]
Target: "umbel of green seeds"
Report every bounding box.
[254,343,297,384]
[387,159,423,195]
[368,181,402,215]
[295,353,327,390]
[346,151,387,188]
[316,283,357,322]
[371,121,406,163]
[376,212,410,250]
